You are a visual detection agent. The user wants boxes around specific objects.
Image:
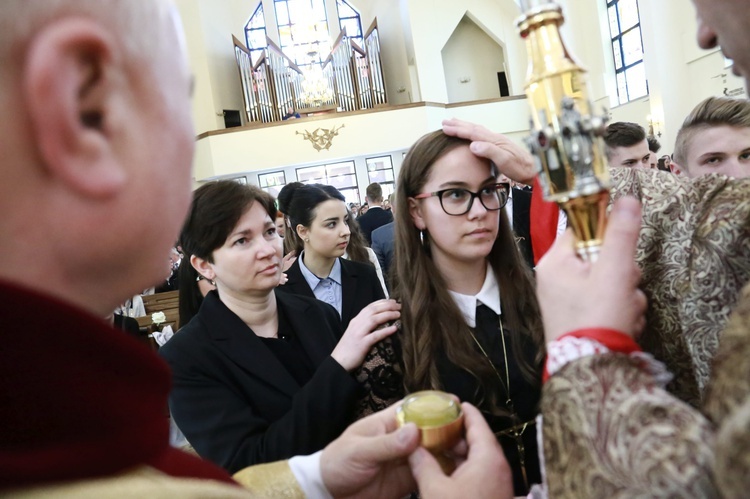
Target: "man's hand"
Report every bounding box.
[408,403,513,499]
[320,403,420,499]
[442,118,536,185]
[536,197,648,342]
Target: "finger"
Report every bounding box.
[635,289,648,314]
[409,447,447,486]
[348,401,404,436]
[461,403,497,452]
[449,437,468,458]
[596,197,642,273]
[359,422,420,466]
[365,324,398,345]
[441,118,481,138]
[470,141,535,184]
[461,403,509,467]
[443,118,500,146]
[372,307,401,322]
[633,315,646,339]
[365,299,401,314]
[370,312,401,333]
[536,229,579,273]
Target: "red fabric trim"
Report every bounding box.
[149,447,236,484]
[542,329,641,383]
[559,328,641,354]
[530,177,560,265]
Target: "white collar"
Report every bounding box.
[448,265,502,328]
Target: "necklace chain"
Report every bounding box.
[468,311,532,490]
[467,314,513,411]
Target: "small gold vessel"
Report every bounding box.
[396,390,464,474]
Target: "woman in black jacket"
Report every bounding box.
[160,181,399,473]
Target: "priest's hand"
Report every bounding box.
[408,403,513,499]
[536,197,647,342]
[320,403,420,498]
[442,118,536,185]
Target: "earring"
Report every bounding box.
[304,238,309,242]
[419,230,425,246]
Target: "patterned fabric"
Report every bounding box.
[233,461,305,498]
[352,335,405,418]
[704,283,750,495]
[541,270,750,498]
[611,167,750,406]
[538,170,750,497]
[541,354,718,497]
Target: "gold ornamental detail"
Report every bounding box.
[296,124,345,152]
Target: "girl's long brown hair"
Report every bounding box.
[344,215,372,264]
[391,131,544,416]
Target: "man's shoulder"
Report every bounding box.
[371,222,394,243]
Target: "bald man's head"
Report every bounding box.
[0,0,195,315]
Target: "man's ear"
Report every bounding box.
[408,197,426,230]
[24,17,126,198]
[190,255,215,282]
[670,162,683,175]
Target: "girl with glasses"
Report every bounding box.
[392,130,544,496]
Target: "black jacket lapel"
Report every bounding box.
[276,290,338,366]
[201,291,299,396]
[339,258,358,329]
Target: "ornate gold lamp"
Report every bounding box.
[516,0,610,261]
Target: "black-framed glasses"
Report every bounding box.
[414,183,510,216]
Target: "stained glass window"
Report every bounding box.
[606,0,648,104]
[244,1,362,69]
[275,0,330,68]
[337,0,363,47]
[244,3,267,65]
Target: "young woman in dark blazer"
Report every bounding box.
[159,181,400,473]
[277,183,385,330]
[391,128,545,496]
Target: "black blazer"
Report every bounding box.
[278,256,386,331]
[159,290,362,472]
[511,188,535,269]
[357,207,394,245]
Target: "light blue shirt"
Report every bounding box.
[298,251,343,317]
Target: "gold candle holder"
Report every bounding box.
[396,390,464,474]
[516,1,611,261]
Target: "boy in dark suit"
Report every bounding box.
[357,183,394,245]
